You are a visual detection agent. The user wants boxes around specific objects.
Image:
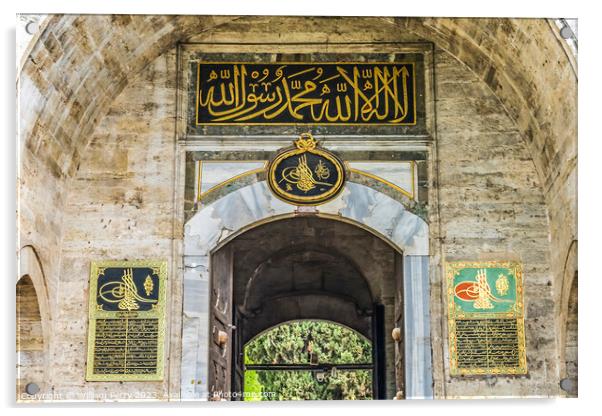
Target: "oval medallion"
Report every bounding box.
[268,133,346,206]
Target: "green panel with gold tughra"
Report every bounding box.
[446,261,527,376]
[86,260,167,381]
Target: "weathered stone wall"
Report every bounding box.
[401,18,577,366]
[17,15,575,400]
[435,49,556,397]
[51,50,178,399]
[18,144,66,322]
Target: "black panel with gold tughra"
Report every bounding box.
[267,133,346,205]
[86,260,167,381]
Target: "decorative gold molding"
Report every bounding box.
[196,160,268,202]
[346,160,416,200]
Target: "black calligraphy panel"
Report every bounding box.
[93,319,159,375]
[455,319,520,369]
[195,62,416,125]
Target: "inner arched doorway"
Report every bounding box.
[208,217,403,400]
[181,181,432,400]
[243,320,374,400]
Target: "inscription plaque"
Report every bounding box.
[267,133,345,205]
[195,61,416,125]
[446,261,527,375]
[86,260,167,381]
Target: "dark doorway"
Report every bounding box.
[207,217,404,400]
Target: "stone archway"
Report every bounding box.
[17,246,51,400]
[14,15,576,401]
[210,216,400,400]
[181,181,432,400]
[16,276,44,399]
[558,240,578,396]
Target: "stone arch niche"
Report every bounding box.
[17,246,51,400]
[17,276,44,398]
[182,181,432,400]
[558,240,578,396]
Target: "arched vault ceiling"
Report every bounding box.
[19,16,576,307]
[19,15,575,198]
[397,17,577,194]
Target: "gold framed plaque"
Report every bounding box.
[194,61,417,126]
[267,133,346,206]
[446,260,527,376]
[85,260,167,381]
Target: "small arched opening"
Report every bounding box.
[561,272,578,396]
[16,275,44,398]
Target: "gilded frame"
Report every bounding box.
[346,160,416,200]
[196,160,268,202]
[85,260,168,381]
[446,260,527,376]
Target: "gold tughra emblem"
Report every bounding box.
[454,268,514,310]
[98,268,157,311]
[279,154,333,193]
[473,269,494,310]
[267,133,346,206]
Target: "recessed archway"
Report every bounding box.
[182,180,432,400]
[16,245,51,400]
[16,275,44,398]
[210,216,399,399]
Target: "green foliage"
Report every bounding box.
[244,320,373,400]
[242,351,263,401]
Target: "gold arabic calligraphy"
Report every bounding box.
[196,63,415,124]
[455,319,520,369]
[279,154,333,193]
